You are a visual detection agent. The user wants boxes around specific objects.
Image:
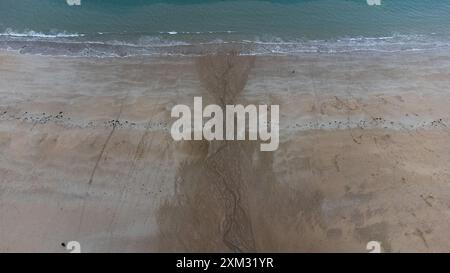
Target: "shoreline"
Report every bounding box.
[2,32,450,57]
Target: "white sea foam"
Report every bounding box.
[0,29,84,38]
[159,30,235,35]
[1,31,448,57]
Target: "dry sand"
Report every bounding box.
[1,50,450,252]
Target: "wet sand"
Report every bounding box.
[1,50,450,252]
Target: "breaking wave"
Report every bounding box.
[0,29,85,38]
[0,29,449,57]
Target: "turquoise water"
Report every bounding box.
[1,0,450,56]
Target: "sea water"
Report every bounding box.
[1,0,449,56]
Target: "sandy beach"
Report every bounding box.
[1,50,450,252]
